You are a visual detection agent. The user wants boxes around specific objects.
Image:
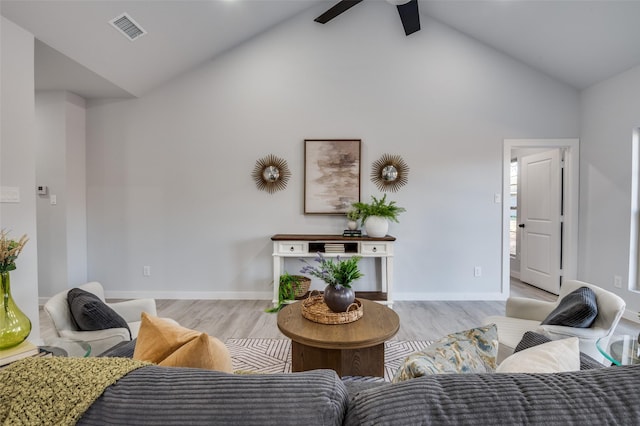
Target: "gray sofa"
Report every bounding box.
[77,364,640,426]
[79,334,640,425]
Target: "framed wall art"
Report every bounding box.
[304,139,361,214]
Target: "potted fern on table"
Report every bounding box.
[351,194,406,238]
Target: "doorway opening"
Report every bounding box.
[502,139,579,298]
[509,159,518,260]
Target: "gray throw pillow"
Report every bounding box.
[67,288,131,338]
[541,286,597,328]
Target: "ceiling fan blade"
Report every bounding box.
[396,0,420,36]
[314,0,364,24]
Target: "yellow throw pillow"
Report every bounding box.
[133,313,200,363]
[159,332,232,371]
[133,312,232,372]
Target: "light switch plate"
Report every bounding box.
[0,187,20,203]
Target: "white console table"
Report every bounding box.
[271,234,395,307]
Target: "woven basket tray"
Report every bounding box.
[301,292,363,324]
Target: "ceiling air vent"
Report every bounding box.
[109,13,147,41]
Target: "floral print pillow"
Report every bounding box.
[392,324,498,383]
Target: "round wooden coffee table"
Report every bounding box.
[277,298,400,377]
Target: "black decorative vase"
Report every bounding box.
[324,285,355,313]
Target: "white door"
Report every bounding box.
[519,149,562,294]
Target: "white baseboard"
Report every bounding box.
[39,291,273,305]
[39,291,509,304]
[105,291,274,300]
[394,292,508,301]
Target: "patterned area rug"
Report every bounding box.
[226,338,433,382]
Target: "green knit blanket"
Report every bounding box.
[0,356,149,425]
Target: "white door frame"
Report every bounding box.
[502,139,579,297]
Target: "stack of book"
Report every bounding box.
[324,243,345,253]
[0,340,42,367]
[342,229,362,237]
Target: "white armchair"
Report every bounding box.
[43,281,157,356]
[485,280,626,362]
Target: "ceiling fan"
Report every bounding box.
[314,0,420,36]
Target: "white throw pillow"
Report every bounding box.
[496,337,580,373]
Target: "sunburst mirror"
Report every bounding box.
[371,154,409,192]
[252,154,291,194]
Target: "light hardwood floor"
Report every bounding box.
[39,279,638,343]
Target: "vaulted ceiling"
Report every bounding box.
[2,0,640,99]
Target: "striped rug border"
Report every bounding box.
[226,338,433,382]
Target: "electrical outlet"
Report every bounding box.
[613,275,622,288]
[474,266,482,277]
[143,266,151,277]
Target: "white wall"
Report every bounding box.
[0,17,40,342]
[86,3,579,300]
[580,64,640,319]
[35,91,87,298]
[65,93,88,287]
[35,92,66,296]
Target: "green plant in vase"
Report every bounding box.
[345,208,361,231]
[300,253,363,312]
[351,194,406,237]
[0,229,31,349]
